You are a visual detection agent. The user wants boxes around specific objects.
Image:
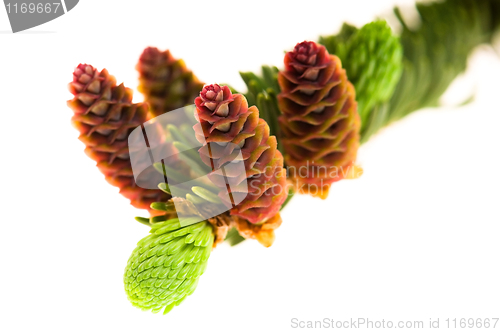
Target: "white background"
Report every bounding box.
[1,0,499,331]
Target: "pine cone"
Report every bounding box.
[277,41,361,199]
[124,217,213,314]
[194,84,288,225]
[67,64,170,214]
[137,47,204,117]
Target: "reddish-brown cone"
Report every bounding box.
[194,84,288,225]
[67,64,170,214]
[278,41,361,199]
[137,47,204,117]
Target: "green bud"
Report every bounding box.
[124,218,213,314]
[341,20,403,134]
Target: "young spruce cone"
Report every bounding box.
[137,47,204,117]
[124,217,213,314]
[68,64,170,213]
[338,20,403,139]
[194,84,288,228]
[278,41,361,199]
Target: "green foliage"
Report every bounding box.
[318,23,358,59]
[321,20,403,142]
[224,227,246,246]
[239,66,281,146]
[124,217,214,314]
[386,0,493,125]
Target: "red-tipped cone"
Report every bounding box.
[278,41,361,198]
[68,64,170,214]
